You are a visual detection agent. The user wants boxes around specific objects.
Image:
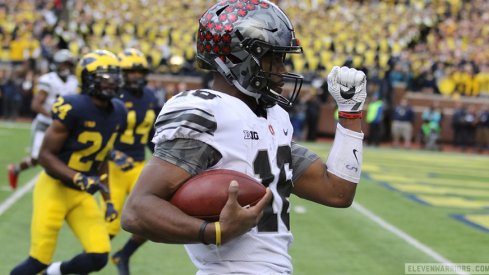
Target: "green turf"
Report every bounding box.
[1,123,488,274]
[0,122,41,200]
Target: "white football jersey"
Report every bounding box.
[153,89,295,274]
[35,72,78,124]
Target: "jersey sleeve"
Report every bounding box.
[51,95,78,130]
[152,90,219,146]
[290,142,320,183]
[153,138,222,175]
[37,74,51,92]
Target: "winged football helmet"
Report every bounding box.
[76,50,122,100]
[118,48,149,95]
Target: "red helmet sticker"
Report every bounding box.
[219,14,228,22]
[222,33,232,43]
[224,24,233,33]
[213,34,221,43]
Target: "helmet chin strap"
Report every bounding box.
[267,88,281,98]
[214,57,261,102]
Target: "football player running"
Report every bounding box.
[11,50,127,275]
[122,0,367,274]
[106,48,159,275]
[8,49,78,189]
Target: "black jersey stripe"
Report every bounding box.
[156,108,215,124]
[290,142,320,183]
[160,108,214,118]
[155,108,216,136]
[156,124,213,135]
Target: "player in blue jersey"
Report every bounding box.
[105,48,159,275]
[11,50,127,275]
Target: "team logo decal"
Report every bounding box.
[268,124,275,135]
[244,130,259,140]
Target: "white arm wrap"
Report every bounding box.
[326,123,364,183]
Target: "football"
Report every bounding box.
[170,169,266,222]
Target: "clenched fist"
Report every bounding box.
[327,66,367,112]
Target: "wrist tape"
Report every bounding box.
[326,123,364,183]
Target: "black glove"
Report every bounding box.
[110,150,135,171]
[105,201,118,222]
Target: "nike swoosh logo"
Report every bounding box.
[353,149,359,164]
[340,87,355,99]
[283,129,288,136]
[262,27,278,32]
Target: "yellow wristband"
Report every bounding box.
[214,222,221,246]
[73,172,82,183]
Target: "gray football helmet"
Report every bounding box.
[196,0,304,108]
[53,49,74,64]
[52,49,75,78]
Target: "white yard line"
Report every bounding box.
[0,175,37,217]
[0,122,31,130]
[352,202,469,275]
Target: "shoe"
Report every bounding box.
[8,164,18,189]
[112,250,130,275]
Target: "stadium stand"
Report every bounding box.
[1,0,489,146]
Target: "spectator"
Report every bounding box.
[451,101,466,148]
[288,95,306,141]
[1,69,22,121]
[460,105,477,152]
[304,90,321,141]
[420,102,443,150]
[420,71,439,94]
[20,70,35,117]
[366,93,384,146]
[388,63,409,89]
[391,98,415,148]
[475,105,489,152]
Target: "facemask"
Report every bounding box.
[58,69,70,78]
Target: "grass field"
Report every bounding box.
[0,121,488,275]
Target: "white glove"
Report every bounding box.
[327,66,367,112]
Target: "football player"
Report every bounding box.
[11,50,127,275]
[8,49,78,189]
[106,48,159,275]
[121,0,367,274]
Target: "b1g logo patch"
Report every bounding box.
[243,130,259,140]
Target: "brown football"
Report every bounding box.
[170,169,266,222]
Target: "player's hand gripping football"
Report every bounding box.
[218,181,272,244]
[105,201,118,222]
[110,150,135,171]
[73,173,108,194]
[327,66,367,112]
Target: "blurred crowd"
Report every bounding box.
[1,1,489,84]
[0,0,488,151]
[387,99,489,153]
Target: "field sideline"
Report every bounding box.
[0,121,487,275]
